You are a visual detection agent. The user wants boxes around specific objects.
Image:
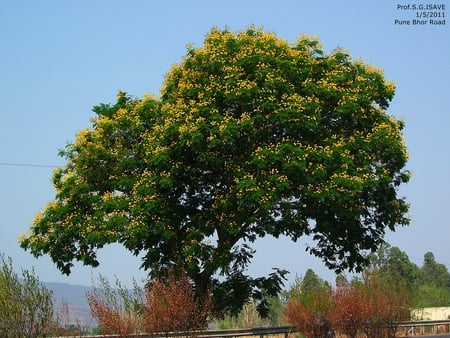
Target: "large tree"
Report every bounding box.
[368,244,420,292]
[421,252,450,288]
[417,252,450,306]
[20,27,410,314]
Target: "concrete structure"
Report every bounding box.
[412,307,450,320]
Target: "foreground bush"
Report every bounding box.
[285,289,335,338]
[331,283,365,338]
[357,273,411,338]
[142,273,211,334]
[87,273,211,336]
[0,254,53,338]
[86,275,143,336]
[285,272,411,338]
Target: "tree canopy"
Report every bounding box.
[417,252,450,306]
[368,244,420,290]
[364,245,450,307]
[20,26,410,314]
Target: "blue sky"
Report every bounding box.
[1,1,449,287]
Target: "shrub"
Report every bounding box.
[87,273,212,336]
[358,273,410,338]
[86,275,143,337]
[0,254,53,338]
[285,288,335,338]
[141,273,212,335]
[285,271,411,338]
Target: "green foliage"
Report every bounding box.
[413,252,450,307]
[221,302,267,329]
[369,245,450,307]
[287,269,334,336]
[301,269,329,294]
[368,244,420,299]
[288,270,329,307]
[264,293,288,326]
[0,254,54,338]
[214,296,286,329]
[421,252,450,288]
[20,26,410,316]
[415,284,450,308]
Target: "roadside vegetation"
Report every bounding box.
[0,254,53,337]
[1,244,449,337]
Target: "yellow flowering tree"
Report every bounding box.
[20,27,410,316]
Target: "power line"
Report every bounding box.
[0,162,58,168]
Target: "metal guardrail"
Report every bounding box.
[176,325,298,337]
[57,325,298,338]
[53,326,298,338]
[56,320,450,338]
[398,320,450,336]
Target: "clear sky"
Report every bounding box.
[1,1,449,288]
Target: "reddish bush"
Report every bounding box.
[87,273,212,336]
[141,273,211,335]
[358,273,410,338]
[332,285,365,338]
[87,295,140,336]
[285,272,411,338]
[285,289,335,338]
[86,275,142,337]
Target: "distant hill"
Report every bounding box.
[43,282,96,329]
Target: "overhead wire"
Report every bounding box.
[0,162,59,168]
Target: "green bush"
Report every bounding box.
[0,254,54,337]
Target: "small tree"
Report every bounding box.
[0,254,53,338]
[380,275,411,338]
[285,273,335,338]
[87,273,211,336]
[358,272,410,338]
[285,291,335,338]
[332,284,366,338]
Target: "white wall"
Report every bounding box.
[412,307,450,320]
